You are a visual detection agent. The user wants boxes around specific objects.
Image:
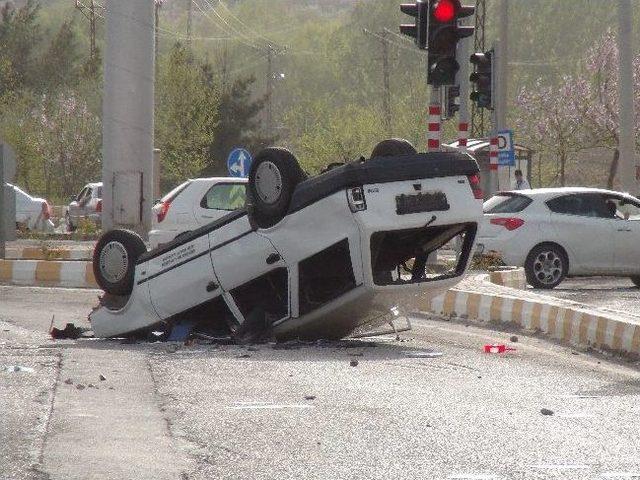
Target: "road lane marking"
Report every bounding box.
[448,474,498,479]
[530,464,591,470]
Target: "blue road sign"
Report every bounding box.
[227,148,253,178]
[497,130,516,167]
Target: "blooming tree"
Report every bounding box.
[515,29,640,188]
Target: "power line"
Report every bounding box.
[216,0,280,48]
[194,0,262,50]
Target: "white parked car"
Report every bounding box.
[8,183,54,232]
[149,177,247,249]
[67,182,102,231]
[477,187,640,289]
[90,142,483,340]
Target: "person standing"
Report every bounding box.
[513,169,531,190]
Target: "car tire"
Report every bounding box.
[247,147,307,229]
[631,276,640,288]
[93,229,147,296]
[525,243,568,289]
[370,138,417,158]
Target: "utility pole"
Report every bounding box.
[617,0,638,194]
[489,39,501,195]
[363,29,393,135]
[75,0,97,59]
[186,0,193,46]
[470,0,486,138]
[457,28,472,150]
[496,0,509,132]
[266,46,274,138]
[103,0,155,236]
[381,31,392,135]
[155,0,161,68]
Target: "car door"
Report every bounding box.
[79,186,93,218]
[147,233,223,320]
[70,187,88,221]
[608,196,640,274]
[546,193,616,273]
[195,182,246,226]
[14,188,30,225]
[208,214,289,324]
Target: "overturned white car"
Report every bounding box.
[90,141,482,340]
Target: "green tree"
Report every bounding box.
[156,44,220,190]
[203,75,275,176]
[38,20,82,91]
[0,0,41,96]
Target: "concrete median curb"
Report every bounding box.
[422,268,640,356]
[0,259,98,289]
[5,246,93,261]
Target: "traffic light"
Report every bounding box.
[444,84,460,118]
[470,50,493,109]
[399,0,429,49]
[427,0,475,86]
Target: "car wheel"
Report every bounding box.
[525,244,568,289]
[247,147,307,229]
[370,138,417,158]
[93,229,147,296]
[631,276,640,288]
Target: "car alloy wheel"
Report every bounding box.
[99,241,129,284]
[255,161,283,205]
[532,250,564,286]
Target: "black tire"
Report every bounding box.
[370,138,417,158]
[631,276,640,288]
[93,229,147,296]
[247,147,307,229]
[525,243,568,289]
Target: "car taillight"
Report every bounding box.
[96,200,102,213]
[41,202,51,220]
[157,201,171,223]
[346,187,367,212]
[468,174,484,200]
[490,217,525,231]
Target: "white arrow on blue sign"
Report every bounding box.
[227,148,253,178]
[497,130,516,167]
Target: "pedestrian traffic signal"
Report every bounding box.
[427,0,475,86]
[470,50,493,109]
[399,0,429,49]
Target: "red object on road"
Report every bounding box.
[484,344,517,354]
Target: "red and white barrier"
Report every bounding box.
[489,136,499,171]
[458,122,469,151]
[427,105,441,152]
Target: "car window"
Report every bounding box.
[201,184,246,211]
[76,187,88,202]
[483,194,532,214]
[546,194,611,218]
[609,197,640,221]
[96,186,103,197]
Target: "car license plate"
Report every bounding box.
[395,191,450,215]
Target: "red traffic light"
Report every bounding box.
[432,0,455,23]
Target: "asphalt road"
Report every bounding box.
[2,285,640,479]
[533,277,640,319]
